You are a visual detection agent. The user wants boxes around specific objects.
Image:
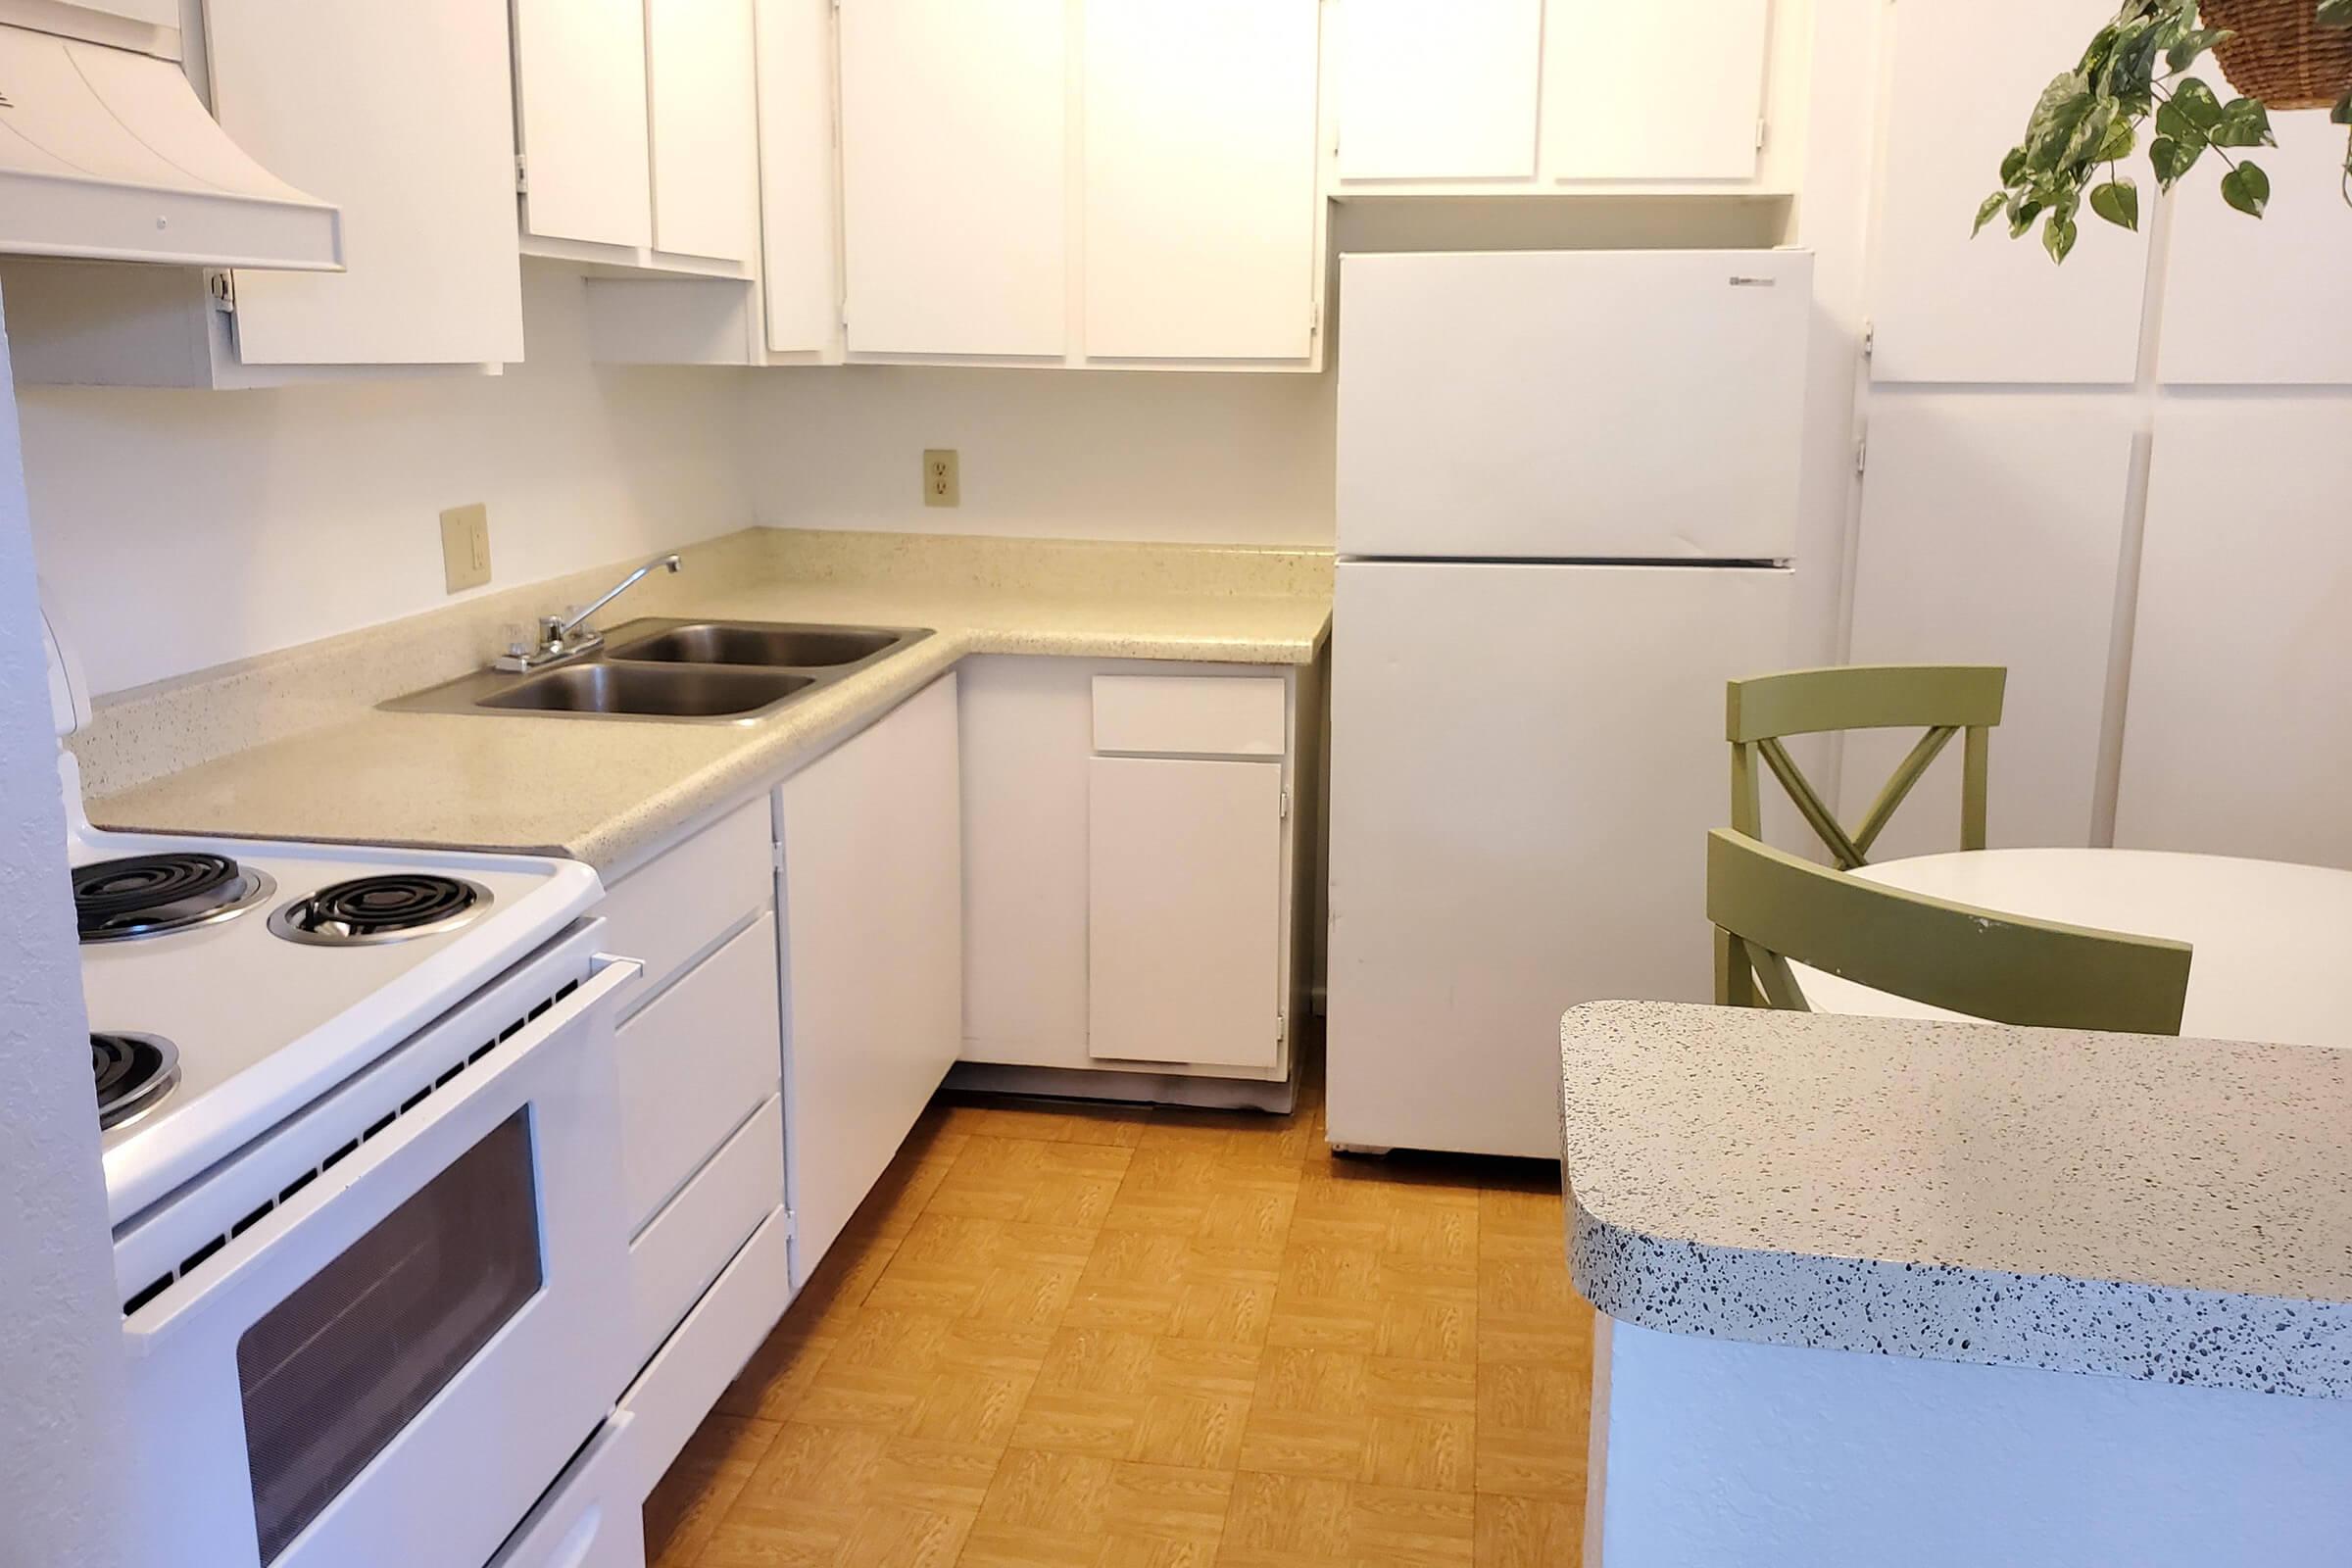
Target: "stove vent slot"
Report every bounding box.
[119,979,581,1317]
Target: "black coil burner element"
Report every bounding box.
[93,1032,179,1130]
[74,853,276,943]
[269,874,493,947]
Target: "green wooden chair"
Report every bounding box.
[1728,664,2009,870]
[1706,828,2192,1036]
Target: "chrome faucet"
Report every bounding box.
[496,553,681,671]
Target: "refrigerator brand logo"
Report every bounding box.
[1728,275,1776,287]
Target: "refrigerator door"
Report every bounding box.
[1336,249,1812,563]
[1325,559,1796,1158]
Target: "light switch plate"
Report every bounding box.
[439,503,492,593]
[922,449,959,508]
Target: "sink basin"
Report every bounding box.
[604,620,923,669]
[474,663,814,719]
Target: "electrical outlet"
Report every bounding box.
[439,503,492,593]
[922,449,959,508]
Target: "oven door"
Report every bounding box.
[121,927,639,1568]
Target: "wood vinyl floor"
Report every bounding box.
[643,1034,1594,1567]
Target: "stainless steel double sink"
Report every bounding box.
[384,618,934,723]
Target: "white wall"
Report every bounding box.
[0,283,130,1568]
[12,263,752,697]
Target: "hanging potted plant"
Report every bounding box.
[1975,0,2352,261]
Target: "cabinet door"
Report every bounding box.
[1541,0,1769,181]
[755,0,841,353]
[513,0,654,248]
[1870,0,2147,383]
[838,0,1066,356]
[1336,0,1542,181]
[776,674,963,1284]
[1087,756,1283,1069]
[1082,0,1321,361]
[648,0,760,263]
[207,0,523,365]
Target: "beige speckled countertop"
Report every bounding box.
[1560,1002,2352,1398]
[80,528,1332,878]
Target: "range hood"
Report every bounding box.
[0,0,340,270]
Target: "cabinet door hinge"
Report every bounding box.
[784,1209,799,1243]
[1861,319,1876,359]
[770,841,785,872]
[1755,118,1769,151]
[1279,789,1292,820]
[207,270,236,314]
[1854,434,1869,476]
[1308,302,1320,336]
[1277,1011,1288,1044]
[514,154,529,195]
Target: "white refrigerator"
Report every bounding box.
[1326,249,1813,1159]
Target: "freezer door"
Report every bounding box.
[1336,249,1811,562]
[1324,561,1796,1158]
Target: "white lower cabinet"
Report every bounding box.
[962,657,1313,1081]
[774,672,963,1286]
[487,1415,644,1568]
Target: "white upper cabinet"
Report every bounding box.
[513,0,654,249]
[1335,0,1542,181]
[648,0,760,264]
[1082,0,1322,362]
[1330,0,1777,191]
[2160,108,2352,385]
[839,0,1068,357]
[1869,0,2149,384]
[207,0,524,367]
[754,0,842,356]
[1541,0,1769,181]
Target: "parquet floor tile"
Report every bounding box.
[651,1034,1594,1567]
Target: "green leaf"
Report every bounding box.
[2007,193,2045,237]
[2166,25,2231,71]
[1973,192,2011,236]
[2001,146,2029,183]
[2099,116,2138,161]
[2209,96,2276,148]
[2220,159,2271,217]
[2043,212,2080,264]
[2088,177,2140,230]
[2319,0,2352,27]
[2170,76,2225,130]
[2149,134,2202,185]
[2156,96,2211,148]
[2333,86,2352,126]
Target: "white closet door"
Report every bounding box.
[1083,0,1321,361]
[208,0,523,365]
[755,0,840,353]
[1541,0,1769,181]
[2160,111,2352,385]
[1839,395,2135,858]
[2116,404,2352,868]
[1088,756,1283,1069]
[1335,0,1542,181]
[648,0,760,263]
[1870,0,2148,383]
[839,0,1067,357]
[513,0,653,248]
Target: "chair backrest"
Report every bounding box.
[1728,664,2008,869]
[1706,829,2192,1036]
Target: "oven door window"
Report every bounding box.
[236,1109,544,1564]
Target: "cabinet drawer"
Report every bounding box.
[486,1414,644,1568]
[1092,674,1286,759]
[628,1094,783,1375]
[601,796,772,1017]
[616,910,782,1232]
[619,1204,793,1499]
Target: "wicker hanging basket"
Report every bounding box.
[2199,0,2352,110]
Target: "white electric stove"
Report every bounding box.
[50,612,645,1568]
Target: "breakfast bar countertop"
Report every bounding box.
[1558,1001,2352,1398]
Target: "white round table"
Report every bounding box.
[1791,848,2352,1049]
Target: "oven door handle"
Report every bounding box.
[124,952,644,1349]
